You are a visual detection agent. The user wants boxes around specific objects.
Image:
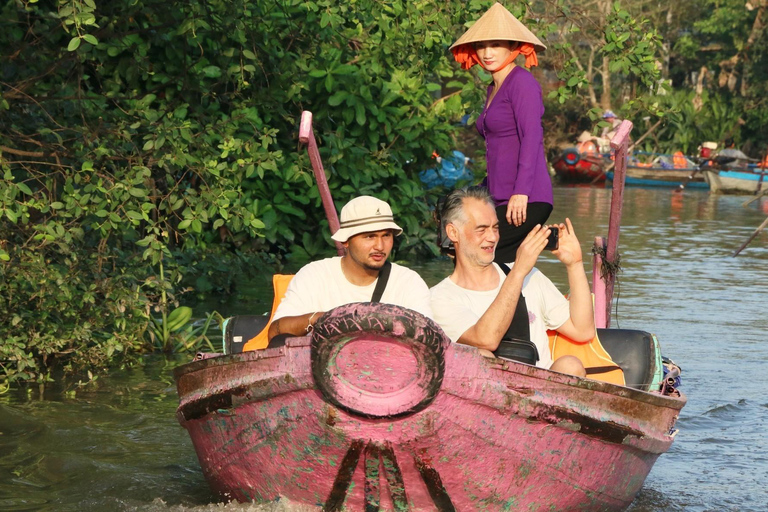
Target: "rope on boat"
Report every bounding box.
[592,242,623,328]
[591,242,622,282]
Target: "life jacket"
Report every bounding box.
[577,140,598,156]
[547,329,625,386]
[673,151,687,169]
[242,274,295,351]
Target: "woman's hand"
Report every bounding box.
[506,194,529,226]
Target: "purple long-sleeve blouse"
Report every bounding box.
[476,66,553,207]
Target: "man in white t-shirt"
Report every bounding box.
[268,196,432,342]
[430,187,592,376]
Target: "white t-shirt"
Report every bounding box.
[273,257,433,321]
[429,263,570,368]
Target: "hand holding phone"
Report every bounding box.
[544,226,559,251]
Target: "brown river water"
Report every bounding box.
[2,185,768,511]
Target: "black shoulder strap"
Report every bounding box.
[371,261,392,303]
[498,263,531,342]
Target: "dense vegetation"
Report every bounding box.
[1,0,766,389]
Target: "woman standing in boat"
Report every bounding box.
[450,2,552,263]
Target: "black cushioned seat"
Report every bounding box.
[597,328,659,391]
[224,315,269,354]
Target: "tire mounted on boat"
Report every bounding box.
[311,302,450,418]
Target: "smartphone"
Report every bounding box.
[545,227,559,251]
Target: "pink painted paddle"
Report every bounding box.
[299,111,345,256]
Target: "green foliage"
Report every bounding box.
[0,235,148,387]
[0,0,475,386]
[602,3,665,95]
[148,306,222,353]
[626,90,744,155]
[665,0,768,154]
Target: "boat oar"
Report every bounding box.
[674,162,703,193]
[299,111,345,256]
[742,187,768,208]
[677,155,736,193]
[732,215,768,257]
[590,160,614,185]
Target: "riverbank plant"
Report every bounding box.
[0,0,475,387]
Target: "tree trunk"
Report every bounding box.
[601,55,611,110]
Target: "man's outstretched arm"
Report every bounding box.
[268,312,323,341]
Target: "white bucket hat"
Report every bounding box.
[331,196,403,243]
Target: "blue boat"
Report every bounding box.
[702,167,768,194]
[606,167,709,189]
[605,151,709,189]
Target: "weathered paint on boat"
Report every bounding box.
[703,168,768,194]
[174,305,685,512]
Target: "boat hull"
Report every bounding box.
[607,166,708,189]
[175,338,685,511]
[703,169,768,194]
[552,148,608,183]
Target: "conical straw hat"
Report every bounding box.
[449,3,546,52]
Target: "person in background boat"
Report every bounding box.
[718,138,751,168]
[267,196,433,343]
[449,2,552,264]
[576,131,600,156]
[595,110,623,154]
[600,110,622,140]
[430,187,592,377]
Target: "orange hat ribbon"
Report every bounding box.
[451,43,539,71]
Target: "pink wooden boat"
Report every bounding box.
[175,302,685,511]
[174,116,686,511]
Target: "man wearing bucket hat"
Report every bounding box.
[449,2,553,265]
[267,196,433,342]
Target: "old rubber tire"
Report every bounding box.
[311,302,450,418]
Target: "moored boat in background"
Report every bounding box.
[552,146,609,183]
[702,166,768,194]
[606,151,708,189]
